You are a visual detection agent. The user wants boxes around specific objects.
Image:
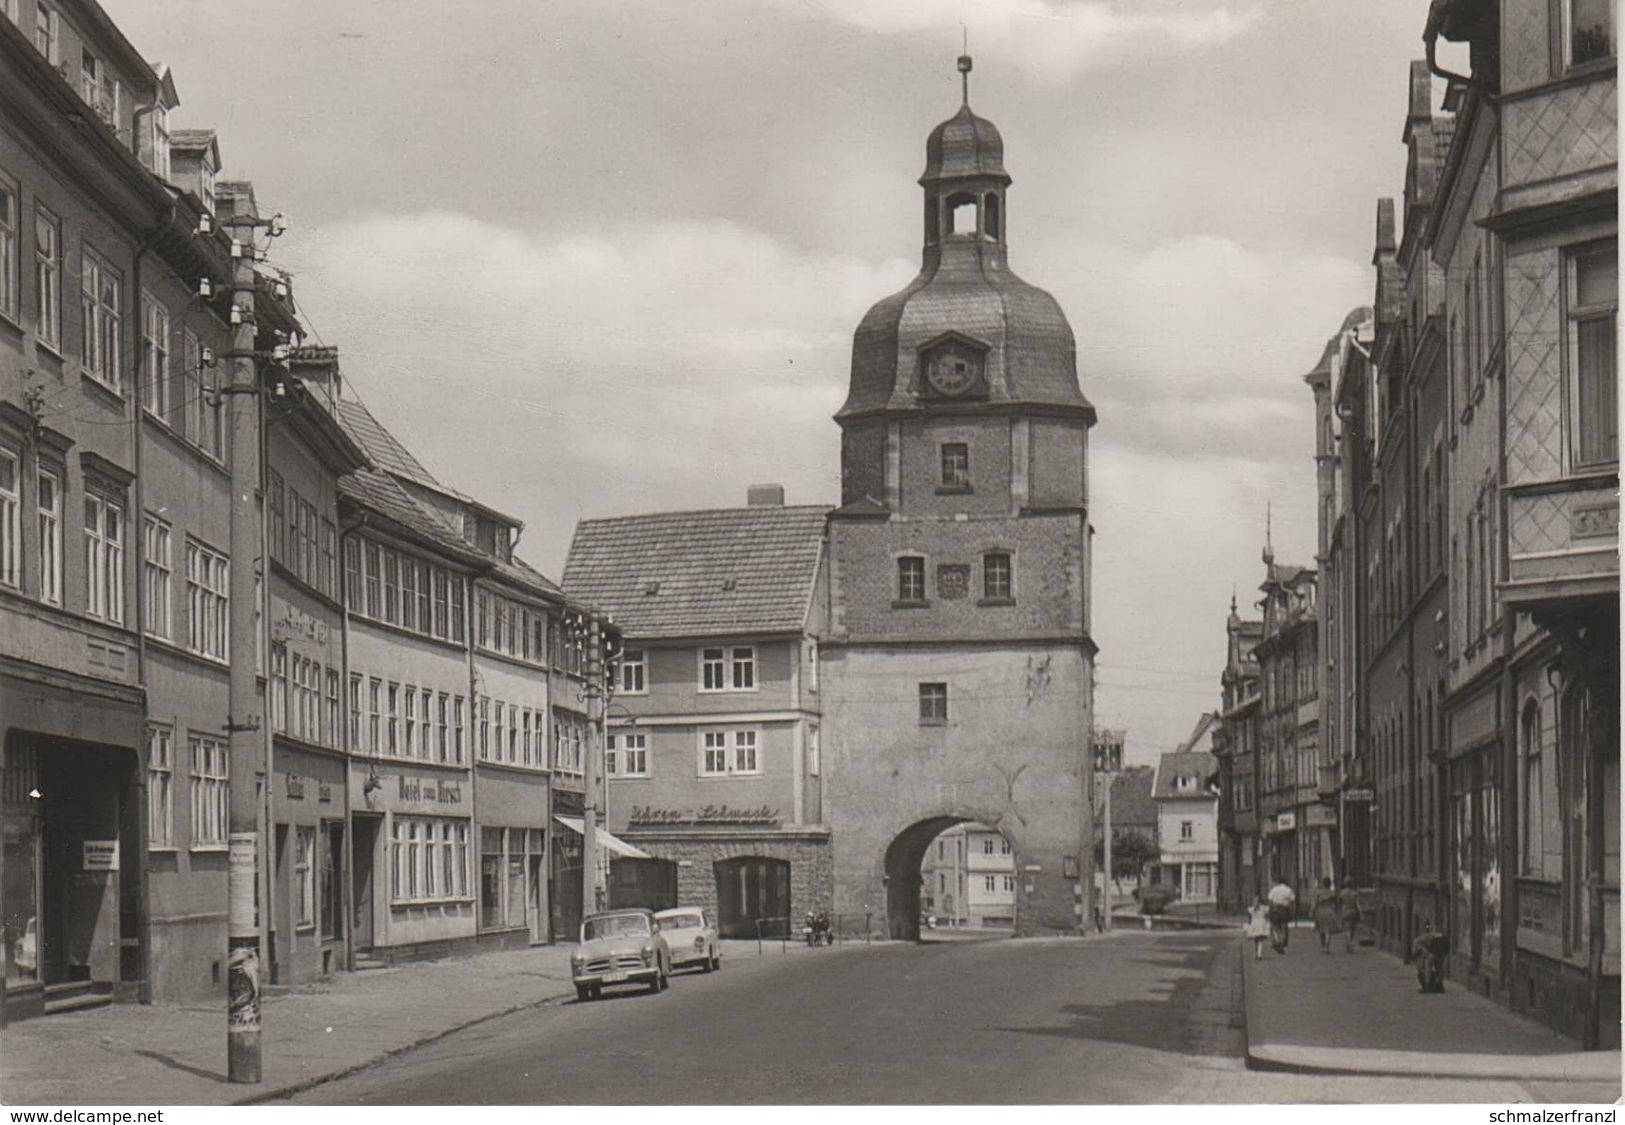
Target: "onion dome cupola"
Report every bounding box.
[837,55,1095,425]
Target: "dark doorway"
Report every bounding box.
[38,742,133,987]
[350,814,379,954]
[884,816,974,942]
[609,857,678,911]
[713,856,790,938]
[550,828,584,941]
[322,822,343,943]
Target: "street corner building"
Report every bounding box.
[561,498,833,940]
[563,60,1100,943]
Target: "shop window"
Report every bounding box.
[295,827,315,930]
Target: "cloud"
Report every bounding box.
[280,211,914,561]
[782,0,1262,79]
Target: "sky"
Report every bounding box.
[104,0,1448,767]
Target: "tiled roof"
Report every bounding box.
[1108,767,1157,832]
[1432,117,1457,181]
[563,506,829,639]
[1152,751,1219,801]
[495,554,563,599]
[334,398,443,489]
[338,469,478,561]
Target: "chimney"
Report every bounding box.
[747,484,785,508]
[1406,59,1433,134]
[1372,198,1397,263]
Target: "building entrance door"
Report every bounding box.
[351,815,379,953]
[713,856,790,939]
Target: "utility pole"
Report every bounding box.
[583,615,602,916]
[1102,770,1113,932]
[224,216,262,1084]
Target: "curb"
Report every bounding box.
[233,984,578,1105]
[1238,935,1618,1083]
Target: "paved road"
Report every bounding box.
[283,931,1589,1104]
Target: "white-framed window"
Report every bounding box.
[37,466,60,604]
[919,681,948,725]
[619,648,646,694]
[1002,875,1016,893]
[700,647,726,691]
[983,837,995,856]
[731,646,755,690]
[404,685,417,756]
[984,875,997,893]
[269,643,288,733]
[898,556,927,603]
[189,735,228,849]
[80,247,122,390]
[700,730,729,777]
[437,692,450,762]
[941,442,971,489]
[419,687,432,758]
[1568,242,1617,467]
[200,160,217,216]
[808,722,820,777]
[982,551,1013,601]
[326,669,341,748]
[142,514,171,639]
[148,102,171,180]
[34,205,59,349]
[0,446,18,588]
[186,539,228,659]
[453,696,465,763]
[1180,820,1194,841]
[0,173,17,321]
[349,672,363,750]
[83,490,124,624]
[478,695,490,759]
[146,724,174,849]
[368,677,382,753]
[33,1,56,63]
[620,732,648,777]
[387,682,400,755]
[391,817,468,903]
[295,826,315,929]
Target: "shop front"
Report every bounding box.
[348,758,475,963]
[270,747,346,983]
[2,673,145,1023]
[618,803,832,939]
[475,766,549,949]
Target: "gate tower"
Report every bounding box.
[822,57,1099,938]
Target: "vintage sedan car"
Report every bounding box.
[570,909,672,1000]
[655,906,721,972]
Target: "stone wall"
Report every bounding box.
[630,834,833,933]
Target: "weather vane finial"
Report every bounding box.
[958,28,972,106]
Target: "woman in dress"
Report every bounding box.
[1245,896,1271,960]
[1336,883,1361,953]
[1311,877,1340,954]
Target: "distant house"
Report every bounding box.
[1150,717,1220,903]
[920,823,1016,928]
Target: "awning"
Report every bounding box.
[553,815,652,859]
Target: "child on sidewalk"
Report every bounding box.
[1245,896,1271,960]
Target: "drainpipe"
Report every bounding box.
[337,513,368,970]
[130,203,173,1007]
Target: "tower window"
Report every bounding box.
[940,443,971,490]
[947,194,977,236]
[897,556,927,604]
[982,552,1013,601]
[983,194,1001,240]
[919,682,948,725]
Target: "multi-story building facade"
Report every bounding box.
[1213,598,1263,909]
[920,822,1015,928]
[1253,551,1322,906]
[1428,0,1618,1047]
[1150,723,1219,904]
[0,0,286,1018]
[821,61,1098,940]
[563,490,831,938]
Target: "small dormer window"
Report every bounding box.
[149,104,171,180]
[200,161,217,215]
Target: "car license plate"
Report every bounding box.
[604,971,627,983]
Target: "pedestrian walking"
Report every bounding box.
[1336,883,1361,953]
[1266,879,1295,954]
[1245,896,1271,960]
[1311,877,1339,954]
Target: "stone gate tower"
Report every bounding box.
[822,58,1098,938]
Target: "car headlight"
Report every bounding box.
[640,945,654,964]
[694,936,706,949]
[569,954,584,968]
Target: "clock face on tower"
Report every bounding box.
[924,342,984,398]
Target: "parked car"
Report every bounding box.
[570,909,672,1000]
[655,906,721,972]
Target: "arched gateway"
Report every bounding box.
[822,57,1098,938]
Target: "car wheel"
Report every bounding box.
[576,985,591,1002]
[590,984,602,1000]
[703,947,715,972]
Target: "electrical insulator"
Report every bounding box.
[272,344,289,362]
[201,346,215,366]
[197,213,213,236]
[273,279,289,299]
[229,239,243,259]
[198,277,212,299]
[268,213,288,237]
[229,304,242,325]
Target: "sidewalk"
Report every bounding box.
[0,938,815,1106]
[1241,923,1622,1085]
